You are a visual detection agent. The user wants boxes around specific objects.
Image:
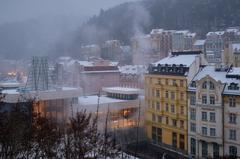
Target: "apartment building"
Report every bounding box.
[145,51,206,154]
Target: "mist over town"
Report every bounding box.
[0,0,240,158]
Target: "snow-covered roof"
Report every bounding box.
[227,67,240,76]
[153,54,197,67]
[194,40,206,46]
[119,65,147,75]
[150,29,163,34]
[226,28,239,33]
[206,31,225,36]
[232,43,240,52]
[102,87,141,95]
[175,30,189,34]
[193,66,237,83]
[186,32,196,37]
[78,95,126,105]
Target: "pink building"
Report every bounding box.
[57,57,120,95]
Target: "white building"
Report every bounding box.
[205,31,225,63]
[76,87,144,131]
[188,65,237,158]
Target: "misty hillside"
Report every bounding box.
[0,15,85,59]
[1,0,240,59]
[75,0,240,45]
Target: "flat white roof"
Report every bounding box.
[2,87,82,103]
[102,87,141,95]
[153,54,197,67]
[194,40,206,46]
[227,67,240,76]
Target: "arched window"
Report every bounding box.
[202,81,207,89]
[210,81,215,90]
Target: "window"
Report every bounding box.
[180,92,184,100]
[229,146,237,157]
[166,117,169,125]
[172,132,177,148]
[213,143,219,158]
[229,97,236,107]
[165,79,168,85]
[210,128,216,136]
[152,89,155,96]
[171,104,175,113]
[152,114,156,122]
[202,81,207,89]
[165,103,169,112]
[190,138,196,155]
[202,141,208,158]
[229,129,236,140]
[171,92,175,100]
[229,113,237,124]
[158,116,162,123]
[180,80,184,87]
[190,123,196,132]
[172,119,177,127]
[190,108,196,120]
[202,112,207,121]
[180,120,184,129]
[157,79,161,85]
[190,95,196,105]
[202,127,207,135]
[172,79,177,86]
[156,90,160,97]
[152,126,162,143]
[202,95,207,104]
[165,91,169,98]
[156,102,160,111]
[210,96,215,105]
[210,112,216,122]
[210,81,215,90]
[180,106,184,115]
[152,102,155,109]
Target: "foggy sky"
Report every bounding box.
[0,0,138,24]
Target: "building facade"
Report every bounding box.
[145,51,206,154]
[223,68,240,158]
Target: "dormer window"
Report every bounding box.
[202,81,207,89]
[228,83,239,90]
[210,81,215,90]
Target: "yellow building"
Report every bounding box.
[145,51,206,154]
